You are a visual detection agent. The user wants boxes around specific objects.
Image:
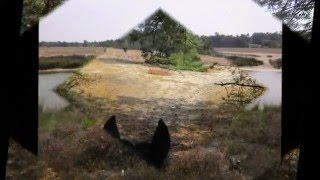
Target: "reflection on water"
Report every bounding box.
[39,73,73,111]
[247,71,282,109]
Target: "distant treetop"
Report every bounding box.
[22,0,66,33]
[253,0,314,40]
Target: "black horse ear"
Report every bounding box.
[103,115,120,139]
[149,119,171,168]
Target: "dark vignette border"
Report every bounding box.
[1,0,38,179]
[1,0,319,179]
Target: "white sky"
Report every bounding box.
[39,0,282,42]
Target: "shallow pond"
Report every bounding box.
[39,72,73,111]
[38,70,281,112]
[247,70,282,109]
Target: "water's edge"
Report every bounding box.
[38,70,282,111]
[39,72,73,111]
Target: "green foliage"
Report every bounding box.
[22,0,65,33]
[253,0,314,40]
[200,32,282,48]
[58,71,88,92]
[122,9,209,71]
[80,118,96,130]
[125,10,207,63]
[184,33,203,52]
[225,56,264,66]
[134,9,189,62]
[250,32,282,47]
[218,69,265,108]
[162,50,208,72]
[168,51,199,66]
[39,106,96,132]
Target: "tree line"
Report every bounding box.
[201,32,282,48]
[39,31,282,49]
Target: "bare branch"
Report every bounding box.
[215,82,265,89]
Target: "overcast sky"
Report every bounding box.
[39,0,282,42]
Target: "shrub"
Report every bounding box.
[225,56,263,66]
[163,50,208,72]
[269,58,282,69]
[80,118,97,129]
[39,105,96,132]
[39,55,96,70]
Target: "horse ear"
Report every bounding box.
[149,119,171,168]
[103,115,120,139]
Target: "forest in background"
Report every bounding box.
[39,32,282,49]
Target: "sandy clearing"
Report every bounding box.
[65,59,237,144]
[78,59,233,105]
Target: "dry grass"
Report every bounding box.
[97,48,145,63]
[39,47,105,57]
[6,104,294,179]
[200,55,230,66]
[5,107,235,179]
[203,105,296,179]
[63,59,232,104]
[6,141,46,179]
